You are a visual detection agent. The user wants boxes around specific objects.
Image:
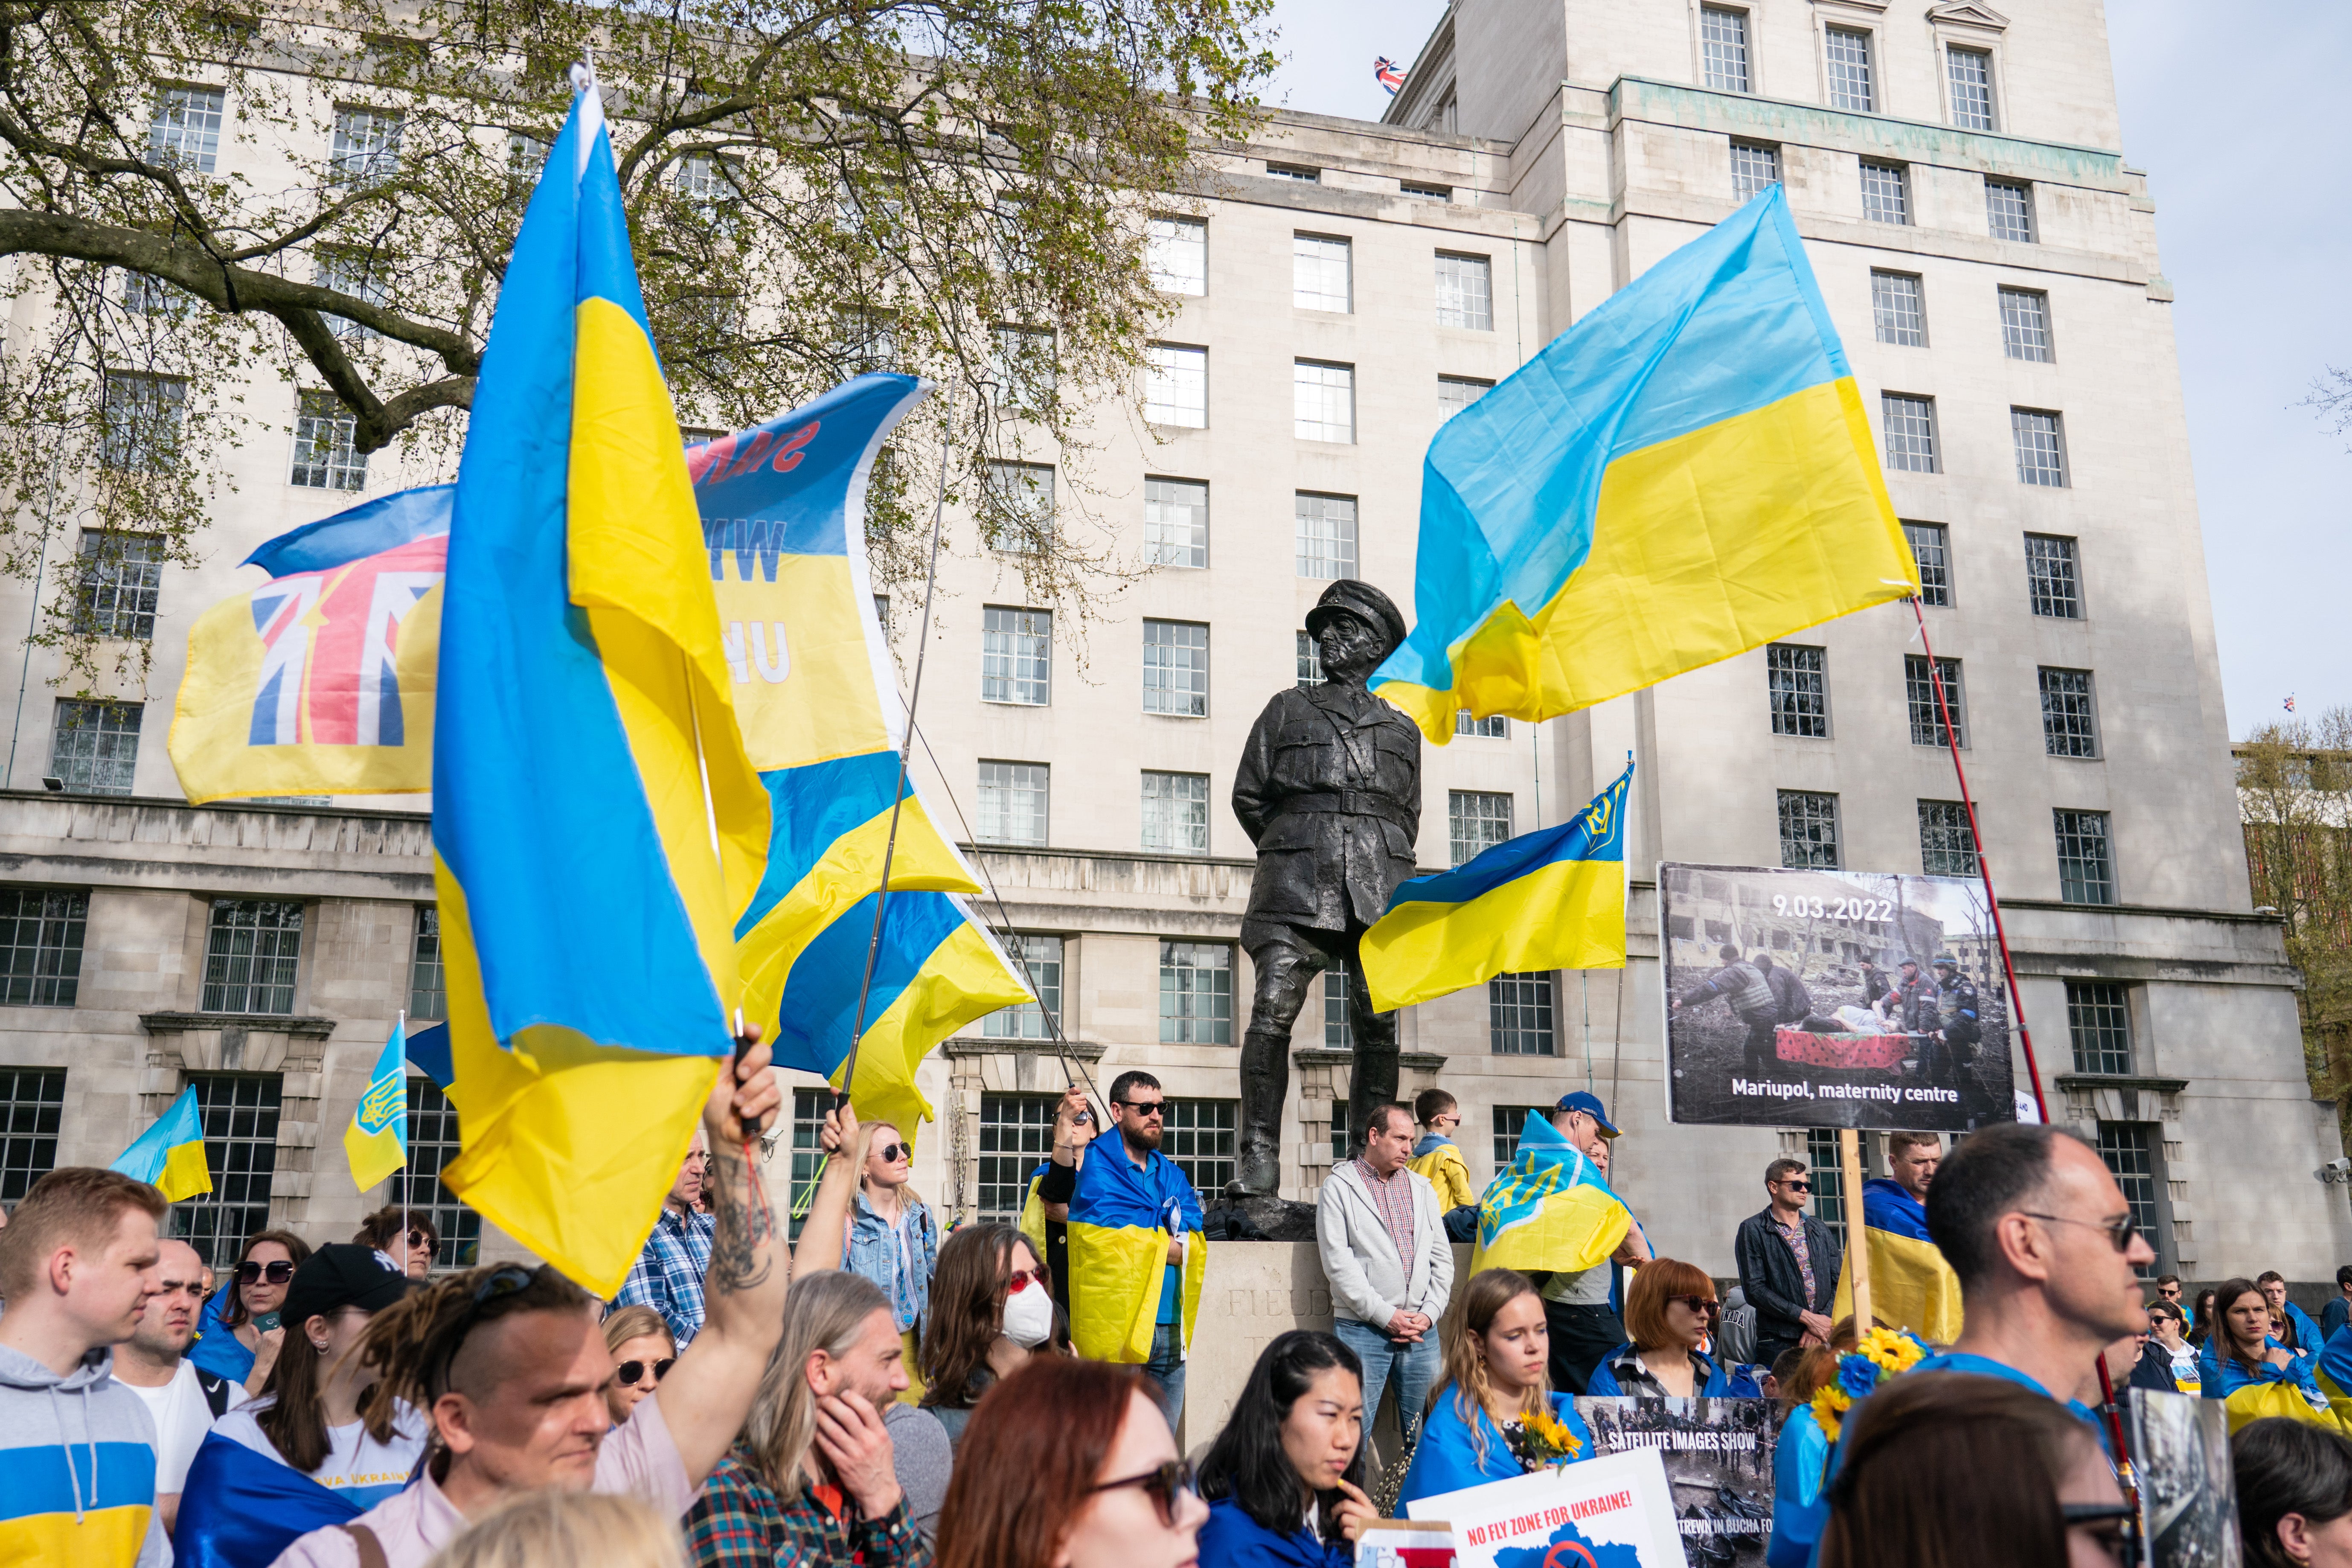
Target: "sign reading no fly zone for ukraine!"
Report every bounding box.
[1658,864,2018,1134]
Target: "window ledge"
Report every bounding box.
[2053,1072,2188,1095]
[1293,1047,1448,1072]
[942,1035,1104,1061]
[140,1011,337,1039]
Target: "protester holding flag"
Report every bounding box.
[1832,1132,1963,1345]
[841,1121,941,1400]
[1395,1269,1593,1509]
[190,1230,310,1390]
[1471,1104,1646,1394]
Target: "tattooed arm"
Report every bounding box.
[655,1036,787,1491]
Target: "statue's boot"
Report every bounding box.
[1239,1024,1291,1194]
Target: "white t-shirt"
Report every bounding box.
[123,1360,245,1493]
[213,1396,428,1510]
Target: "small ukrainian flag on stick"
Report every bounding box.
[109,1087,212,1202]
[345,1015,411,1193]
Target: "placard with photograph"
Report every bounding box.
[1576,1397,1777,1565]
[1659,863,2017,1132]
[1402,1448,1684,1568]
[2125,1388,2242,1568]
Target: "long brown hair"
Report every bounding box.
[1431,1268,1549,1472]
[2213,1277,2273,1372]
[921,1224,1020,1411]
[223,1229,313,1329]
[935,1357,1147,1568]
[255,1310,337,1473]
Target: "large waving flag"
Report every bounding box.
[690,379,1027,1136]
[108,1086,210,1202]
[1370,185,1917,741]
[168,487,450,802]
[1359,761,1630,1012]
[1470,1111,1632,1277]
[343,1017,410,1193]
[1832,1178,1963,1345]
[1065,1127,1206,1364]
[430,72,770,1295]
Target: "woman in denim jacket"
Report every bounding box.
[843,1120,940,1400]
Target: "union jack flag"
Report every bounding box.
[1375,56,1406,95]
[248,532,447,747]
[2285,695,2297,713]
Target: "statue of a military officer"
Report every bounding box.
[1232,579,1422,1195]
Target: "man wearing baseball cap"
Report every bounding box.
[1538,1092,1650,1393]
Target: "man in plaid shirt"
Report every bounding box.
[614,1128,716,1345]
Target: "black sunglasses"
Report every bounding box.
[1089,1457,1197,1527]
[1666,1294,1722,1319]
[616,1356,676,1387]
[1779,1179,1811,1193]
[872,1143,910,1164]
[238,1260,295,1285]
[1116,1100,1166,1119]
[2021,1211,2137,1254]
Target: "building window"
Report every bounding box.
[291,390,366,490]
[0,1068,64,1211]
[991,325,1057,413]
[2026,535,2082,619]
[1905,655,1966,748]
[150,84,226,172]
[1401,181,1451,201]
[313,249,385,342]
[201,899,303,1015]
[1779,791,1841,870]
[0,890,86,1008]
[984,934,1064,1041]
[1265,163,1319,182]
[329,107,404,187]
[1435,253,1494,331]
[1730,141,1780,202]
[1766,644,1829,737]
[1490,973,1556,1056]
[1324,961,1352,1050]
[1293,233,1352,313]
[2012,409,2068,487]
[1160,943,1233,1044]
[408,906,445,1021]
[977,761,1049,847]
[1805,1129,1851,1246]
[1493,1105,1552,1169]
[835,309,896,373]
[1871,271,1926,347]
[1294,493,1358,581]
[1825,27,1877,112]
[982,606,1052,706]
[1296,631,1324,688]
[1294,360,1355,443]
[784,1088,830,1241]
[1449,791,1513,868]
[2096,1122,2163,1273]
[1904,523,1951,607]
[1456,711,1508,739]
[1438,376,1493,422]
[1859,161,1909,226]
[1143,343,1207,428]
[1142,620,1209,717]
[2055,810,2116,905]
[2067,980,2133,1074]
[2039,669,2099,758]
[506,131,551,185]
[1142,771,1210,855]
[1947,46,1996,130]
[1986,179,2036,243]
[1999,285,2053,362]
[102,373,186,472]
[1330,1097,1352,1161]
[1918,800,1979,877]
[1145,477,1208,569]
[74,533,164,641]
[984,461,1055,552]
[387,1079,482,1268]
[1881,394,1939,473]
[976,1093,1060,1221]
[1163,1099,1238,1210]
[1146,216,1207,295]
[172,1074,282,1268]
[1701,7,1753,93]
[50,700,142,796]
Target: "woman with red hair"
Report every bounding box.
[1586,1258,1758,1398]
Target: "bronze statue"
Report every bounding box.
[1232,579,1422,1195]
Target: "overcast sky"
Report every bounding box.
[1259,0,2352,738]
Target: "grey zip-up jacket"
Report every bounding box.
[1315,1160,1454,1332]
[0,1341,169,1566]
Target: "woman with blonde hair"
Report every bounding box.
[1395,1269,1593,1508]
[840,1120,940,1401]
[425,1491,685,1568]
[601,1305,678,1426]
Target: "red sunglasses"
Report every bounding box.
[1005,1266,1051,1295]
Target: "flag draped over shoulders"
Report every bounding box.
[1065,1129,1204,1364]
[1832,1177,1963,1345]
[1469,1111,1631,1277]
[173,1430,359,1568]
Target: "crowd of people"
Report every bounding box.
[5,1039,2351,1568]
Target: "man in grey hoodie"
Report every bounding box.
[0,1166,169,1568]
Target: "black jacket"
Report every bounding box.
[1734,1207,1841,1342]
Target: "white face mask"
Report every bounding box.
[1001,1279,1055,1349]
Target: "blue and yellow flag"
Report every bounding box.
[1370,185,1916,741]
[168,486,450,802]
[430,75,770,1295]
[689,379,1028,1137]
[1360,762,1630,1012]
[109,1087,210,1202]
[1832,1178,1963,1345]
[344,1017,410,1193]
[1065,1127,1206,1364]
[1469,1111,1632,1277]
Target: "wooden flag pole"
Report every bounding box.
[1840,1127,1872,1331]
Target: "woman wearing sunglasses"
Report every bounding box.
[1197,1331,1376,1566]
[600,1305,677,1426]
[1585,1259,1749,1399]
[189,1228,314,1388]
[920,1222,1064,1448]
[935,1356,1207,1568]
[842,1121,941,1402]
[352,1205,439,1279]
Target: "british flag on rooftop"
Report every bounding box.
[1375,56,1406,94]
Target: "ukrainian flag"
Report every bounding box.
[1360,762,1629,1012]
[1832,1178,1963,1345]
[431,73,770,1295]
[1470,1111,1631,1277]
[343,1017,410,1193]
[108,1087,210,1203]
[1065,1127,1205,1364]
[1369,185,1916,740]
[689,379,1028,1136]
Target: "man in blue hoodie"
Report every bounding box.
[0,1166,170,1567]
